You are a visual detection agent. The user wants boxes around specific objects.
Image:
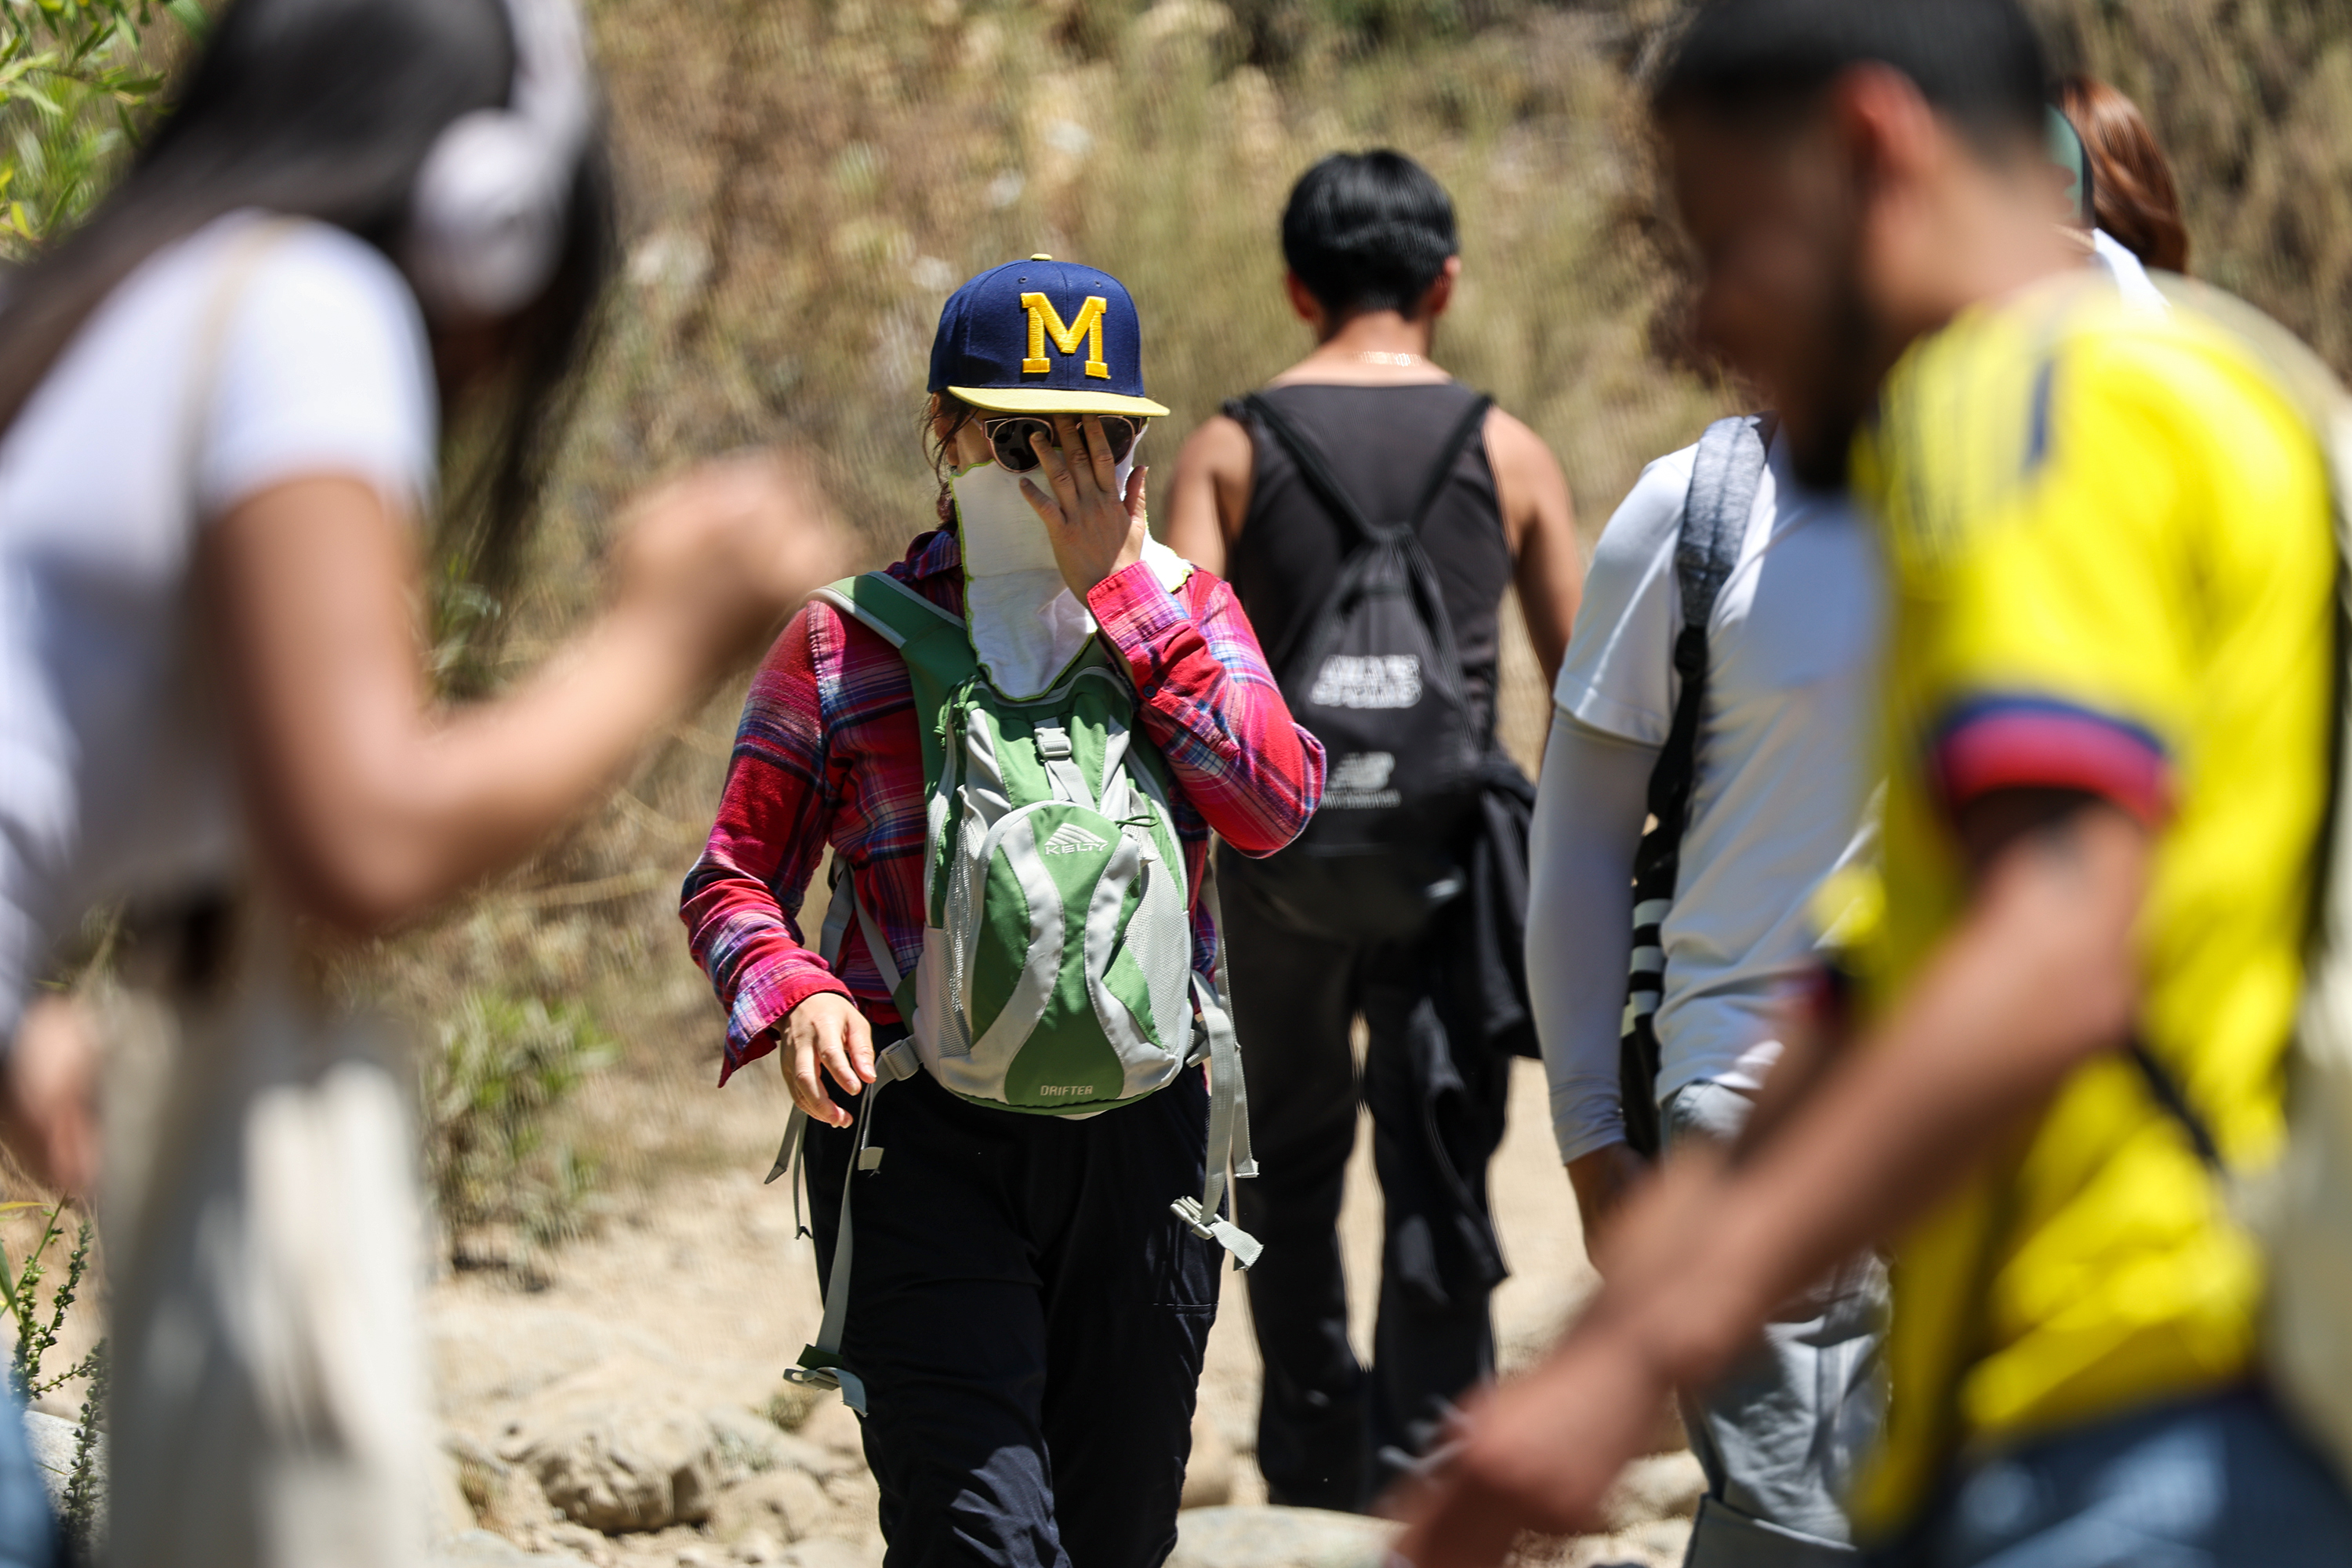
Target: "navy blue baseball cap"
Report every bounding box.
[928,255,1169,418]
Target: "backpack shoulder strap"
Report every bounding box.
[1618,411,1777,1157]
[1238,387,1495,543]
[1672,412,1777,651]
[1237,391,1381,543]
[808,569,964,652]
[808,571,978,789]
[1406,392,1497,535]
[1238,388,1494,682]
[183,217,303,506]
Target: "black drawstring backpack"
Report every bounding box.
[1221,391,1495,943]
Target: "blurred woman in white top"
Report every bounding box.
[0,0,839,1562]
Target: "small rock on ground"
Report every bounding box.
[766,1541,868,1568]
[518,1400,806,1534]
[708,1468,834,1545]
[1169,1506,1397,1568]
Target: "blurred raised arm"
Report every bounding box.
[201,452,842,931]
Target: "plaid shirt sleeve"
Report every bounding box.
[1086,560,1324,856]
[678,605,856,1084]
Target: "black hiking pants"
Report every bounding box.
[1218,853,1513,1513]
[805,1054,1221,1568]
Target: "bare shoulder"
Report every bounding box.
[1480,406,1566,486]
[1176,412,1256,474]
[1165,413,1258,568]
[1480,405,1572,544]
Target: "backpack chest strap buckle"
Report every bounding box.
[1031,722,1095,806]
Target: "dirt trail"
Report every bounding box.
[426,1056,1695,1566]
[1196,1056,1601,1504]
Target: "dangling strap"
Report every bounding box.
[764,1104,813,1240]
[767,865,904,1231]
[768,872,927,1414]
[817,860,855,969]
[1171,858,1263,1269]
[779,1034,921,1415]
[1201,856,1254,1181]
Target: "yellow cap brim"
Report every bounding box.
[948,385,1171,418]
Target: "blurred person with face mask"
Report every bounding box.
[1163,151,1582,1512]
[681,257,1321,1568]
[1395,2,2352,1565]
[0,1,842,1562]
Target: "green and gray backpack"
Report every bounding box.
[768,563,1261,1414]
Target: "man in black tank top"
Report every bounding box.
[1167,151,1584,1512]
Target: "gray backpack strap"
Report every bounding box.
[817,860,854,968]
[1675,412,1777,630]
[778,1033,923,1416]
[1171,856,1263,1268]
[1618,412,1777,1157]
[768,869,928,1413]
[811,852,914,1018]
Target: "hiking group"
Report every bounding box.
[0,1,2350,1567]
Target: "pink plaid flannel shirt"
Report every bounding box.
[681,527,1324,1083]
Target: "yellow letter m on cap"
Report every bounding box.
[1020,292,1110,379]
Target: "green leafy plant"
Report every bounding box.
[0,1201,105,1558]
[0,0,200,257]
[57,1340,104,1555]
[423,990,616,1271]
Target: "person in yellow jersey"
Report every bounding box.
[1392,2,2352,1566]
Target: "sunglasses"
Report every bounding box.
[979,414,1145,474]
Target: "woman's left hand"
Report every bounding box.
[1020,414,1148,597]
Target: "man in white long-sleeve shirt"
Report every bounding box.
[1526,427,1886,1563]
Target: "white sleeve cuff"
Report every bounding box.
[1552,1080,1632,1165]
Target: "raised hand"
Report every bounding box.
[610,448,848,679]
[1018,414,1149,597]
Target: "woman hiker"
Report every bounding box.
[0,1,840,1562]
[681,256,1323,1568]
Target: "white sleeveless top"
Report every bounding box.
[0,212,436,1043]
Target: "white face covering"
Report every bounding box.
[953,455,1118,699]
[950,437,1192,699]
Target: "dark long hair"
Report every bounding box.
[0,0,618,596]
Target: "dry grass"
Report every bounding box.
[372,0,1730,1235]
[352,0,2352,1242]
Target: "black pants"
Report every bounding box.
[805,1062,1221,1568]
[1219,855,1513,1512]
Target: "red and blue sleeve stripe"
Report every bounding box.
[1931,694,2172,826]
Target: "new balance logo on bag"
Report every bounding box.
[1325,751,1402,810]
[1040,822,1110,855]
[1309,653,1422,710]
